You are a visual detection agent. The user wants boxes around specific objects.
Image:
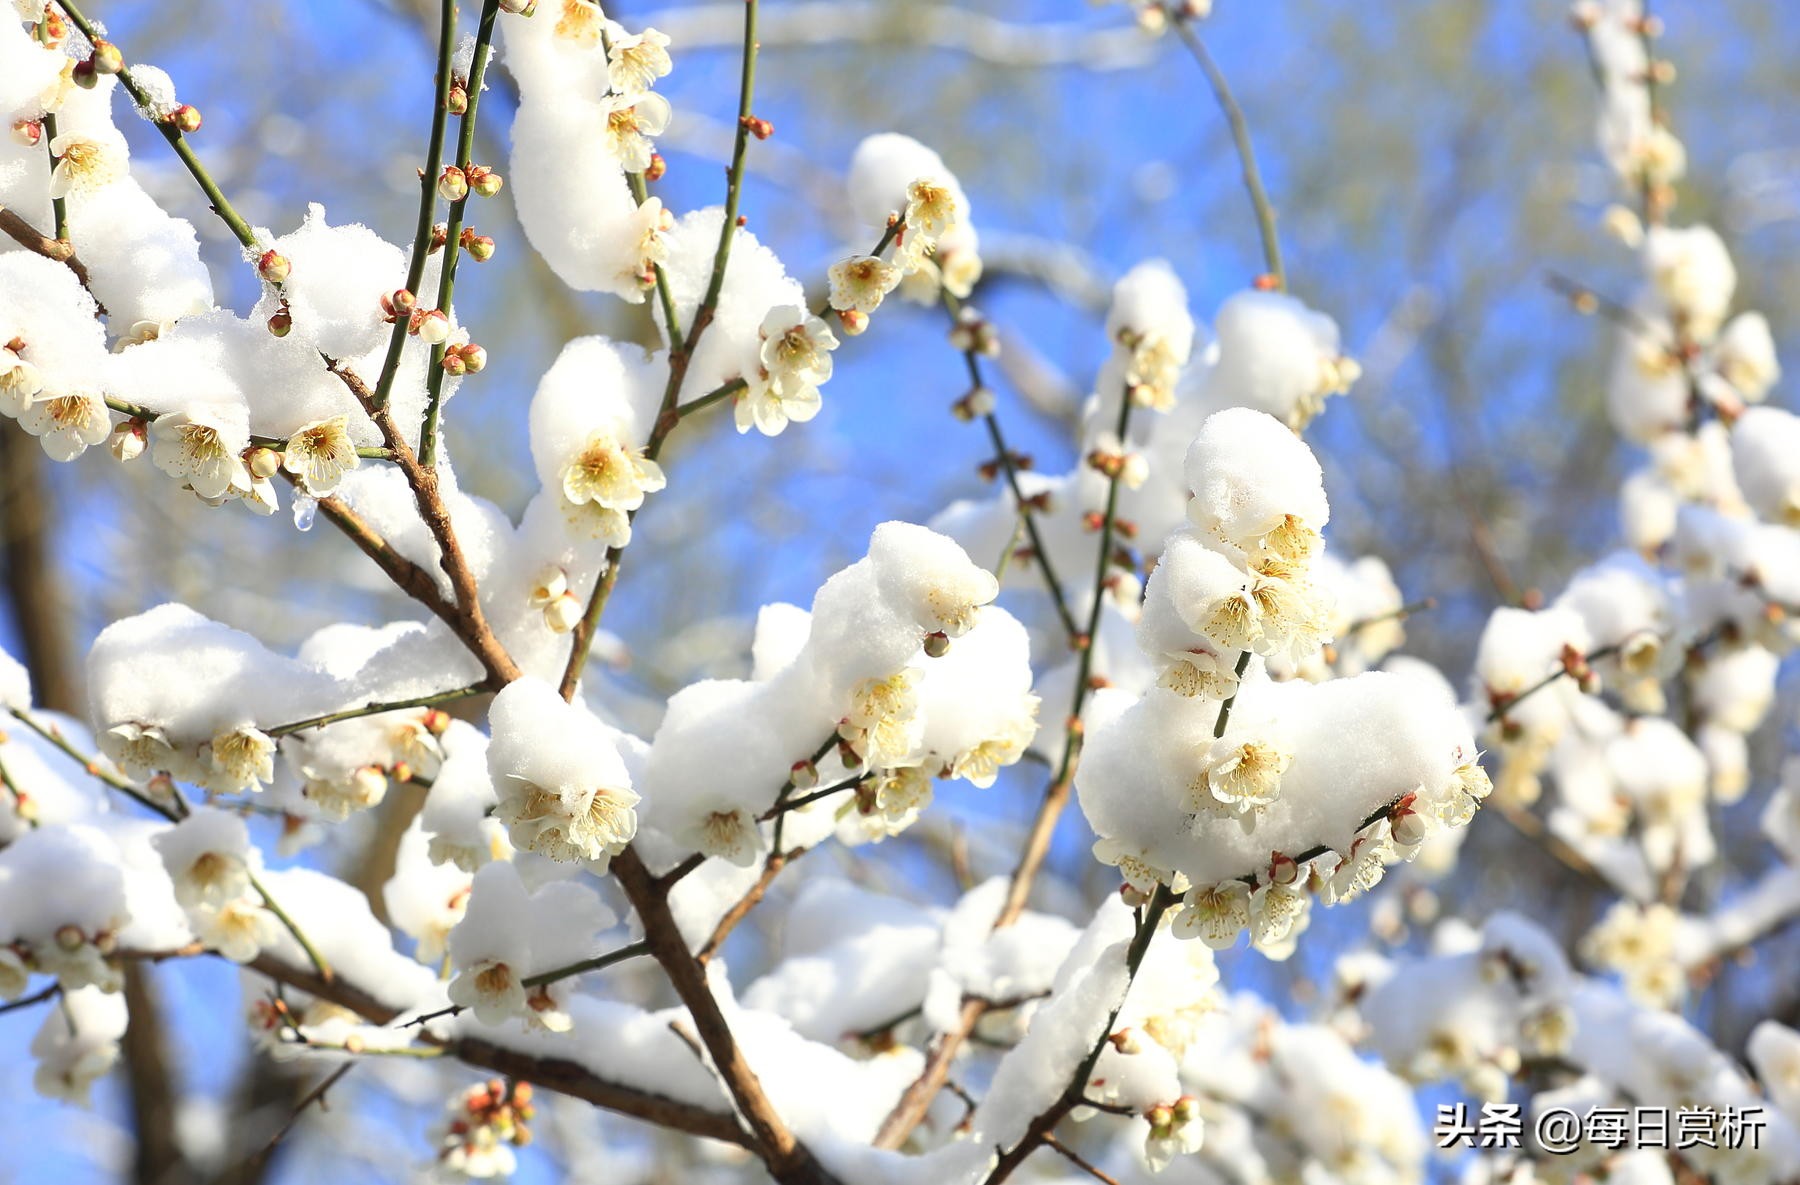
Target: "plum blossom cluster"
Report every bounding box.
[1465,0,1800,970]
[1076,406,1486,956]
[1348,912,1800,1184]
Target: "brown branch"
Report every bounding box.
[1043,1133,1123,1185]
[119,963,189,1185]
[323,360,520,686]
[249,1062,355,1172]
[611,847,838,1183]
[308,489,460,621]
[0,204,93,291]
[237,950,757,1150]
[696,848,803,965]
[983,887,1176,1184]
[456,1036,751,1148]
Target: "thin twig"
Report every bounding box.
[420,0,504,465]
[0,982,61,1016]
[1172,18,1285,288]
[56,0,265,253]
[252,1062,355,1169]
[372,0,458,410]
[265,684,484,737]
[1043,1133,1123,1185]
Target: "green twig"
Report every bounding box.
[1172,18,1285,289]
[522,938,651,989]
[419,0,502,467]
[251,872,334,984]
[264,684,484,738]
[372,0,458,410]
[42,111,67,241]
[57,0,261,252]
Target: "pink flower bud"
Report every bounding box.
[544,592,582,634]
[447,83,468,116]
[169,105,202,134]
[11,119,42,147]
[1268,850,1300,885]
[413,308,451,344]
[89,38,123,75]
[468,165,504,198]
[836,308,869,336]
[789,760,819,790]
[441,350,468,376]
[438,165,469,201]
[267,307,292,337]
[644,152,667,182]
[459,343,487,373]
[109,419,147,463]
[463,232,496,262]
[256,250,291,283]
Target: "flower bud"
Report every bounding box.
[1172,1095,1201,1125]
[246,447,280,479]
[544,591,583,634]
[422,708,451,736]
[72,59,99,89]
[1109,1027,1143,1055]
[169,105,202,134]
[1391,809,1429,848]
[497,0,535,13]
[109,419,146,463]
[438,165,469,201]
[146,773,177,805]
[441,350,468,377]
[55,924,84,951]
[1268,850,1300,885]
[1252,272,1281,291]
[256,250,291,284]
[391,761,414,785]
[923,631,950,658]
[89,39,123,75]
[11,119,42,147]
[353,765,389,799]
[459,343,487,373]
[644,152,667,182]
[381,288,417,323]
[447,83,469,116]
[413,308,451,344]
[1145,1104,1175,1134]
[836,308,868,336]
[267,307,292,337]
[741,115,774,140]
[463,232,496,262]
[468,165,504,197]
[789,761,819,791]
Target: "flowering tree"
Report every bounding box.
[1,0,1798,1183]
